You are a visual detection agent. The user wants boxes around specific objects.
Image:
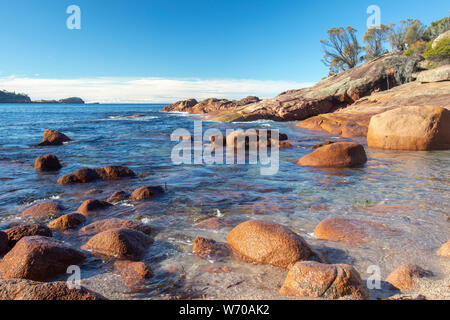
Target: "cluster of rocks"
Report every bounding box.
[192,219,449,299]
[0,129,168,300]
[161,55,450,152]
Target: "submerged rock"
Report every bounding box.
[81,228,153,260]
[0,279,106,300]
[386,263,431,291]
[4,224,52,247]
[35,129,71,147]
[367,106,450,150]
[80,218,152,235]
[20,201,64,220]
[114,260,153,289]
[437,240,450,257]
[130,186,165,201]
[192,237,231,258]
[194,217,240,230]
[0,236,86,281]
[48,213,86,230]
[76,199,113,216]
[95,166,136,180]
[57,166,135,185]
[226,220,313,269]
[57,168,100,185]
[34,154,62,171]
[279,261,369,300]
[297,142,367,168]
[107,191,131,203]
[314,218,396,246]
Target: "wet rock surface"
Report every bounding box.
[20,201,64,220]
[386,263,431,291]
[279,261,369,300]
[48,213,86,230]
[34,154,62,171]
[35,129,71,147]
[0,279,106,300]
[76,199,113,216]
[314,218,397,246]
[297,142,367,168]
[80,218,152,235]
[0,236,86,281]
[82,228,153,260]
[4,224,53,247]
[227,220,314,269]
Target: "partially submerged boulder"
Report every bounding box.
[226,220,314,269]
[130,186,165,201]
[34,154,62,171]
[79,218,152,235]
[4,224,52,247]
[279,261,369,300]
[81,228,153,260]
[297,142,367,168]
[192,237,231,258]
[35,129,71,146]
[114,260,153,289]
[314,218,396,246]
[386,263,431,291]
[20,201,63,220]
[76,199,113,216]
[194,217,240,230]
[95,166,136,180]
[57,166,135,185]
[0,279,106,300]
[0,236,86,281]
[107,191,131,203]
[57,168,100,185]
[367,106,450,150]
[48,213,86,230]
[437,240,450,257]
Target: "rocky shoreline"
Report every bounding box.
[0,55,449,301]
[0,121,448,300]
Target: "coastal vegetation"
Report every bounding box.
[0,90,84,104]
[321,17,450,75]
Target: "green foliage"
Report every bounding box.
[404,21,426,45]
[424,37,450,60]
[404,40,427,56]
[424,17,450,40]
[388,19,423,52]
[321,26,362,75]
[363,24,391,60]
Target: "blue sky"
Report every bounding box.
[0,0,448,102]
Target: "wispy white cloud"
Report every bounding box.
[0,76,315,103]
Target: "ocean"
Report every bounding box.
[0,103,449,299]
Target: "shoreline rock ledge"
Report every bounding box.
[161,55,420,122]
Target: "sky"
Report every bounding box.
[0,0,448,103]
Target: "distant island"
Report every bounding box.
[0,90,84,104]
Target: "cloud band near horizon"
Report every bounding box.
[0,77,315,103]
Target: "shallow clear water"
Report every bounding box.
[0,103,448,299]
